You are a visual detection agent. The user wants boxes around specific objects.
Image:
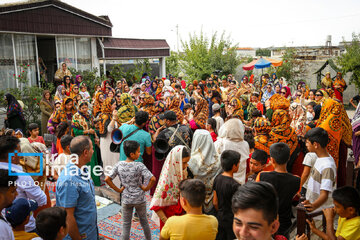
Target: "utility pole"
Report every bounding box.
[176,24,179,52]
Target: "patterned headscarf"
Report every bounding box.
[316,98,352,166]
[72,100,92,131]
[141,93,155,117]
[193,97,209,129]
[98,97,116,136]
[55,85,66,101]
[149,101,167,135]
[228,97,244,121]
[52,97,76,124]
[254,117,271,154]
[93,91,103,118]
[150,146,187,208]
[269,94,290,111]
[269,109,298,154]
[117,93,136,123]
[289,102,307,137]
[5,93,26,124]
[41,90,55,109]
[168,96,184,124]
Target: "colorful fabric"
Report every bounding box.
[321,72,332,88]
[148,101,167,135]
[269,109,298,155]
[141,93,155,117]
[289,102,307,137]
[98,97,116,136]
[150,146,187,208]
[254,117,271,154]
[269,93,290,111]
[50,97,76,125]
[168,97,184,124]
[93,91,103,118]
[117,93,136,123]
[333,75,346,102]
[317,98,352,166]
[228,97,244,121]
[193,98,209,129]
[5,93,26,124]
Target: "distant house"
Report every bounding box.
[269,45,345,60]
[0,0,170,89]
[235,47,256,58]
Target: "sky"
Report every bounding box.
[3,0,360,50]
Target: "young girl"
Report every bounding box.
[206,118,218,142]
[28,123,45,144]
[54,121,70,154]
[79,82,90,101]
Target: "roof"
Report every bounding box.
[99,38,170,59]
[0,0,112,36]
[236,47,254,50]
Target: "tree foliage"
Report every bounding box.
[337,33,360,89]
[166,51,181,77]
[180,31,241,80]
[109,59,152,85]
[256,48,271,57]
[274,48,307,87]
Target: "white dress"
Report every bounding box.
[100,122,121,187]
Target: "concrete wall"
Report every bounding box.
[235,59,358,104]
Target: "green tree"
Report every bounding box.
[337,33,360,89]
[181,31,241,81]
[256,48,271,57]
[275,48,307,87]
[166,51,181,76]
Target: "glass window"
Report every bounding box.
[14,34,37,87]
[56,37,76,69]
[0,34,16,89]
[76,37,91,71]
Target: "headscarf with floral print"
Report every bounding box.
[92,91,103,118]
[254,117,271,154]
[228,97,244,121]
[98,97,118,136]
[168,96,184,124]
[141,93,155,117]
[149,101,167,135]
[150,146,188,207]
[193,97,209,129]
[117,93,136,123]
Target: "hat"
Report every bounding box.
[6,198,38,227]
[212,103,221,112]
[164,111,177,121]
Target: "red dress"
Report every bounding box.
[28,136,45,144]
[150,200,184,230]
[210,132,217,142]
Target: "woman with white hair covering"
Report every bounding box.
[162,79,174,98]
[188,129,221,213]
[214,118,250,185]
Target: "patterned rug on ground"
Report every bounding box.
[98,195,160,240]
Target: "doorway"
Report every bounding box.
[36,36,57,85]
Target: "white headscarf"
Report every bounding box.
[189,129,221,212]
[215,119,250,185]
[150,146,187,208]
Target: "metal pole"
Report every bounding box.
[74,37,77,71]
[11,34,18,88]
[55,35,59,68]
[35,35,41,87]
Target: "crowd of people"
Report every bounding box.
[1,63,360,240]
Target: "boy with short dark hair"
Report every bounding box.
[36,207,68,240]
[247,149,268,182]
[302,127,336,213]
[256,142,300,237]
[307,186,360,239]
[213,150,241,240]
[161,179,218,240]
[105,140,156,240]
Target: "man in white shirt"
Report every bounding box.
[0,169,18,240]
[0,136,47,232]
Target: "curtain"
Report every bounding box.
[14,34,37,87]
[56,37,76,70]
[0,34,16,90]
[76,37,91,71]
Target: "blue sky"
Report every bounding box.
[3,0,360,49]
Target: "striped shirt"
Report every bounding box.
[305,156,336,211]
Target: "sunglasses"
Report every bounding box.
[280,92,286,94]
[73,88,79,90]
[116,95,121,97]
[297,94,302,97]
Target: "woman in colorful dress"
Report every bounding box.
[168,96,184,124]
[149,146,190,230]
[117,93,137,123]
[62,75,73,97]
[92,91,104,118]
[72,100,101,186]
[333,72,347,103]
[54,62,71,87]
[48,97,76,134]
[188,97,209,130]
[54,85,66,102]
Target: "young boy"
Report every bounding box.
[161,179,218,240]
[213,150,241,240]
[307,186,360,239]
[247,149,268,182]
[5,198,40,240]
[0,169,18,240]
[105,140,156,240]
[27,123,45,144]
[302,127,336,213]
[256,142,300,237]
[36,207,68,240]
[232,182,308,240]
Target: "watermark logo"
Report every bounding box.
[8,151,43,176]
